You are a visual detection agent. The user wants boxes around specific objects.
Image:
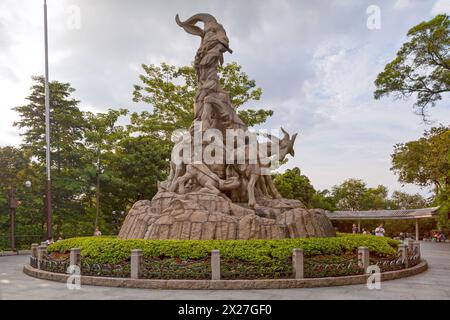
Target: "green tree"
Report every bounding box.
[0,146,49,246]
[362,185,389,210]
[332,179,368,211]
[384,190,434,238]
[435,187,450,232]
[389,191,428,209]
[311,189,337,212]
[0,147,28,244]
[131,62,273,140]
[272,167,337,210]
[331,179,390,211]
[13,76,88,237]
[84,109,128,231]
[391,125,450,230]
[374,14,450,120]
[391,126,449,193]
[105,135,169,232]
[0,146,29,190]
[273,167,316,207]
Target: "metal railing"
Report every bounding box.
[141,257,211,280]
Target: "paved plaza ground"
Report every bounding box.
[0,241,449,300]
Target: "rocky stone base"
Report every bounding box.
[118,192,335,240]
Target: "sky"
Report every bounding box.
[0,0,449,197]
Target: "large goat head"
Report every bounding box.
[263,127,298,161]
[275,127,298,161]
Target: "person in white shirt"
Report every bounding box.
[94,227,102,236]
[375,224,385,237]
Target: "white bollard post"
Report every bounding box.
[70,248,81,267]
[407,239,414,252]
[37,245,47,269]
[292,248,304,279]
[358,247,370,272]
[413,241,421,259]
[398,244,408,268]
[211,250,221,280]
[131,249,143,279]
[31,243,39,258]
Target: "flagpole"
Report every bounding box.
[44,0,52,240]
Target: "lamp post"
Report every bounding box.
[112,210,125,233]
[43,0,52,240]
[8,187,18,252]
[7,181,31,252]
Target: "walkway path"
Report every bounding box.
[1,242,449,300]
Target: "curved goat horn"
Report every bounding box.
[175,13,217,37]
[280,127,290,139]
[291,133,298,143]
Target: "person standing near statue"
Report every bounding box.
[94,227,102,236]
[375,224,385,237]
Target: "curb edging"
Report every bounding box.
[23,260,428,290]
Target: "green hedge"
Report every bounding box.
[48,234,399,264]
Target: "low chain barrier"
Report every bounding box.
[39,252,70,274]
[304,255,363,278]
[141,257,211,280]
[28,240,423,280]
[370,252,404,272]
[30,256,38,269]
[407,246,421,268]
[81,259,130,278]
[221,259,293,280]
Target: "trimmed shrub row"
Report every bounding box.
[48,233,399,264]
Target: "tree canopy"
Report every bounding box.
[273,168,317,208]
[391,125,449,193]
[131,62,274,140]
[272,169,429,214]
[374,14,450,120]
[391,125,450,230]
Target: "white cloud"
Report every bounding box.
[431,0,450,15]
[394,0,412,9]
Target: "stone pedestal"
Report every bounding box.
[119,192,335,240]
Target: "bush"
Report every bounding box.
[48,234,398,264]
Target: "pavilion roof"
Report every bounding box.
[325,207,440,220]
